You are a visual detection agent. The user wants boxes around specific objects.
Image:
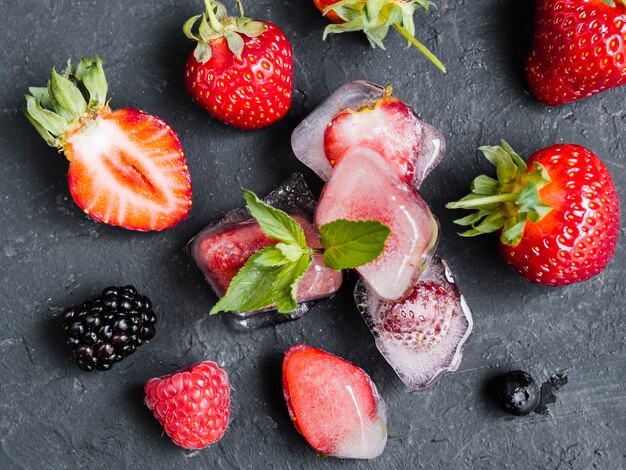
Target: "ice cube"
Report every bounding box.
[188,174,343,328]
[291,80,446,188]
[283,345,388,459]
[315,147,439,301]
[354,256,473,390]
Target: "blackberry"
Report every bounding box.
[62,285,157,371]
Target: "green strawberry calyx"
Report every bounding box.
[183,0,267,63]
[446,141,553,247]
[322,0,446,73]
[24,57,109,151]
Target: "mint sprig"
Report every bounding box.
[210,189,391,315]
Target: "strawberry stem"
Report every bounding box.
[446,193,518,209]
[235,0,245,17]
[204,0,223,32]
[392,23,446,73]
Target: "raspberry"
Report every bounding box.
[144,361,231,449]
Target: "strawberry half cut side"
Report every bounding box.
[292,81,446,189]
[282,345,388,459]
[24,57,192,231]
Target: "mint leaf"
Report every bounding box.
[272,254,312,313]
[253,245,289,267]
[320,219,391,270]
[276,242,309,262]
[210,247,284,314]
[243,190,306,247]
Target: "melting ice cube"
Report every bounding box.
[291,80,446,189]
[188,174,343,328]
[315,147,439,301]
[283,345,388,459]
[355,256,473,390]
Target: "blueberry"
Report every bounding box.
[495,370,540,416]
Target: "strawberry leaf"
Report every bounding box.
[243,190,307,247]
[320,219,390,270]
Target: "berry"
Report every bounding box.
[183,0,293,129]
[324,88,419,185]
[494,370,540,416]
[525,0,626,105]
[24,58,192,231]
[192,214,330,296]
[447,142,620,286]
[315,147,438,300]
[144,361,230,449]
[313,0,446,72]
[62,285,156,371]
[282,345,387,459]
[379,281,455,352]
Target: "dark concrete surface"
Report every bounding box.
[1,0,625,468]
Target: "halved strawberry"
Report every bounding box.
[324,91,419,185]
[24,57,192,231]
[315,147,439,301]
[191,214,342,298]
[282,345,387,459]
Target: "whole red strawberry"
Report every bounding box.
[144,361,230,449]
[447,142,620,286]
[183,0,293,129]
[24,57,192,231]
[526,0,626,105]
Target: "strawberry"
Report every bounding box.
[447,142,620,286]
[282,345,388,459]
[380,281,455,352]
[191,214,343,298]
[144,361,230,450]
[313,0,446,72]
[324,87,419,185]
[183,0,293,130]
[525,0,626,105]
[24,57,192,231]
[194,220,279,295]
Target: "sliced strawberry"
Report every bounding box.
[24,58,192,232]
[65,109,192,231]
[282,345,387,459]
[192,214,342,298]
[324,96,419,185]
[315,147,439,301]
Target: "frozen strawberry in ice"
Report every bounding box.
[282,345,387,459]
[189,174,342,328]
[315,147,439,301]
[355,256,473,390]
[291,81,445,189]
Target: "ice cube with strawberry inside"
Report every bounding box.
[355,256,473,390]
[291,80,446,189]
[282,345,387,459]
[189,174,342,317]
[315,147,439,301]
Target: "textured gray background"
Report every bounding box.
[1,0,625,468]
